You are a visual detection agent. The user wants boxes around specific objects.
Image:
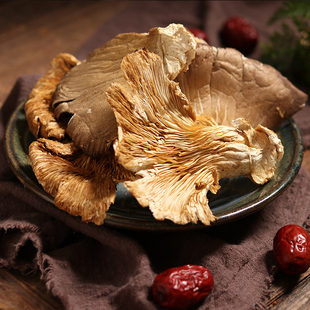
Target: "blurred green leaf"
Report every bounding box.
[268,1,310,24]
[260,1,310,89]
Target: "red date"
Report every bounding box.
[152,264,214,309]
[273,225,310,275]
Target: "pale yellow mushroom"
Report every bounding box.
[107,49,284,225]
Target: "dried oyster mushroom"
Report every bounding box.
[175,43,308,130]
[25,53,79,140]
[106,49,284,226]
[29,138,135,225]
[24,24,305,227]
[52,23,197,157]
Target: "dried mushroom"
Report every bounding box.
[29,138,135,225]
[25,53,79,140]
[52,23,197,157]
[24,23,306,227]
[107,49,284,225]
[175,43,308,130]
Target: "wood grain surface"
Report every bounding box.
[0,269,64,310]
[1,1,310,309]
[0,0,128,108]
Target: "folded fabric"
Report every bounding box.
[1,2,309,310]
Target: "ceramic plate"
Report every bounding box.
[4,100,304,231]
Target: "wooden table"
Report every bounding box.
[1,1,310,309]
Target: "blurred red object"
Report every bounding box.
[219,16,258,55]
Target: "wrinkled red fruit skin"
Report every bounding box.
[219,16,258,55]
[152,264,214,310]
[188,28,209,43]
[273,225,310,275]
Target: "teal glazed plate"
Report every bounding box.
[4,100,304,231]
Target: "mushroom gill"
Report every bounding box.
[106,49,284,226]
[29,138,135,225]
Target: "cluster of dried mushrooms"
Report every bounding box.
[25,24,307,226]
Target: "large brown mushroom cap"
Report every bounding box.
[52,24,197,157]
[175,43,308,130]
[107,49,284,225]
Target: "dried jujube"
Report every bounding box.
[152,264,214,309]
[273,225,310,275]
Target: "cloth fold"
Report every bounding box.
[1,1,310,310]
